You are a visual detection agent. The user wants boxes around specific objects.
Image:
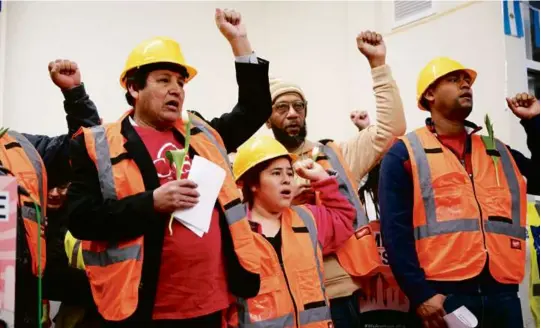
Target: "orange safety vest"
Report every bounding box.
[228,206,331,328]
[81,111,260,321]
[400,127,527,283]
[0,131,47,277]
[301,140,380,277]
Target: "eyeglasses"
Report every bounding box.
[273,101,306,115]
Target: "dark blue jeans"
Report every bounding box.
[412,291,523,328]
[442,291,523,328]
[330,294,361,328]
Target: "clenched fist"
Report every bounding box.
[350,110,371,131]
[48,59,81,90]
[357,30,386,69]
[506,92,540,120]
[215,8,247,41]
[153,180,200,213]
[294,159,329,182]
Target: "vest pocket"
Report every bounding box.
[296,267,324,309]
[247,275,281,322]
[483,186,512,219]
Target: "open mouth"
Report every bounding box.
[280,189,292,197]
[165,100,180,110]
[459,91,472,100]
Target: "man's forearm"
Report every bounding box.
[229,36,253,57]
[63,84,101,137]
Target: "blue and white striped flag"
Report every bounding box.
[503,0,524,38]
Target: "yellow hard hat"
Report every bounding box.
[233,135,297,182]
[417,57,477,111]
[119,36,198,89]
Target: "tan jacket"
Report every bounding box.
[292,64,406,299]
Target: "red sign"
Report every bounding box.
[0,177,17,326]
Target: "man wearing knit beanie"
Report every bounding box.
[266,30,407,328]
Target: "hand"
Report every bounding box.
[506,93,540,120]
[350,110,371,131]
[416,294,448,328]
[48,59,81,90]
[292,183,316,205]
[153,180,199,213]
[294,159,329,182]
[356,30,386,68]
[215,8,252,57]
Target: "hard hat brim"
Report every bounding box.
[119,62,198,89]
[418,68,477,111]
[235,153,298,183]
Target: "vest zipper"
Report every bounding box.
[457,139,488,252]
[260,236,300,327]
[467,167,488,252]
[280,261,300,327]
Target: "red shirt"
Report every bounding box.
[133,125,229,320]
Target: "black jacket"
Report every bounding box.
[67,59,272,324]
[42,207,95,306]
[15,84,101,327]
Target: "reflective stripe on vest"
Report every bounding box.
[190,116,246,225]
[9,131,45,207]
[190,116,233,171]
[406,132,525,240]
[484,140,526,239]
[71,239,81,268]
[89,126,117,201]
[21,205,41,223]
[236,207,331,327]
[83,243,142,267]
[319,144,368,230]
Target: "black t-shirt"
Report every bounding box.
[264,228,283,264]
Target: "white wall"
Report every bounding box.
[0,1,531,153]
[376,1,525,147]
[1,1,377,144]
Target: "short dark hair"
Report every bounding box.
[124,63,189,106]
[240,155,291,208]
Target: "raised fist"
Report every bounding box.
[356,30,386,68]
[48,59,81,90]
[350,110,371,131]
[215,8,247,41]
[294,159,329,182]
[506,92,540,120]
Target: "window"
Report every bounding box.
[527,69,540,99]
[522,1,539,99]
[523,0,540,63]
[393,0,433,28]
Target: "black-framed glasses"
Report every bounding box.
[273,101,306,115]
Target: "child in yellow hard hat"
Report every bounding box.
[227,135,356,327]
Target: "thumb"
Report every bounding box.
[506,97,515,110]
[215,8,225,25]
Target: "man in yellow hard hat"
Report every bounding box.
[265,31,406,328]
[379,56,540,328]
[67,8,271,327]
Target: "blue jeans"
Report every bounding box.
[412,291,523,328]
[330,294,361,328]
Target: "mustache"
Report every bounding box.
[271,122,307,150]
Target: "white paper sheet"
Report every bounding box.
[444,306,478,328]
[181,220,205,237]
[173,155,226,237]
